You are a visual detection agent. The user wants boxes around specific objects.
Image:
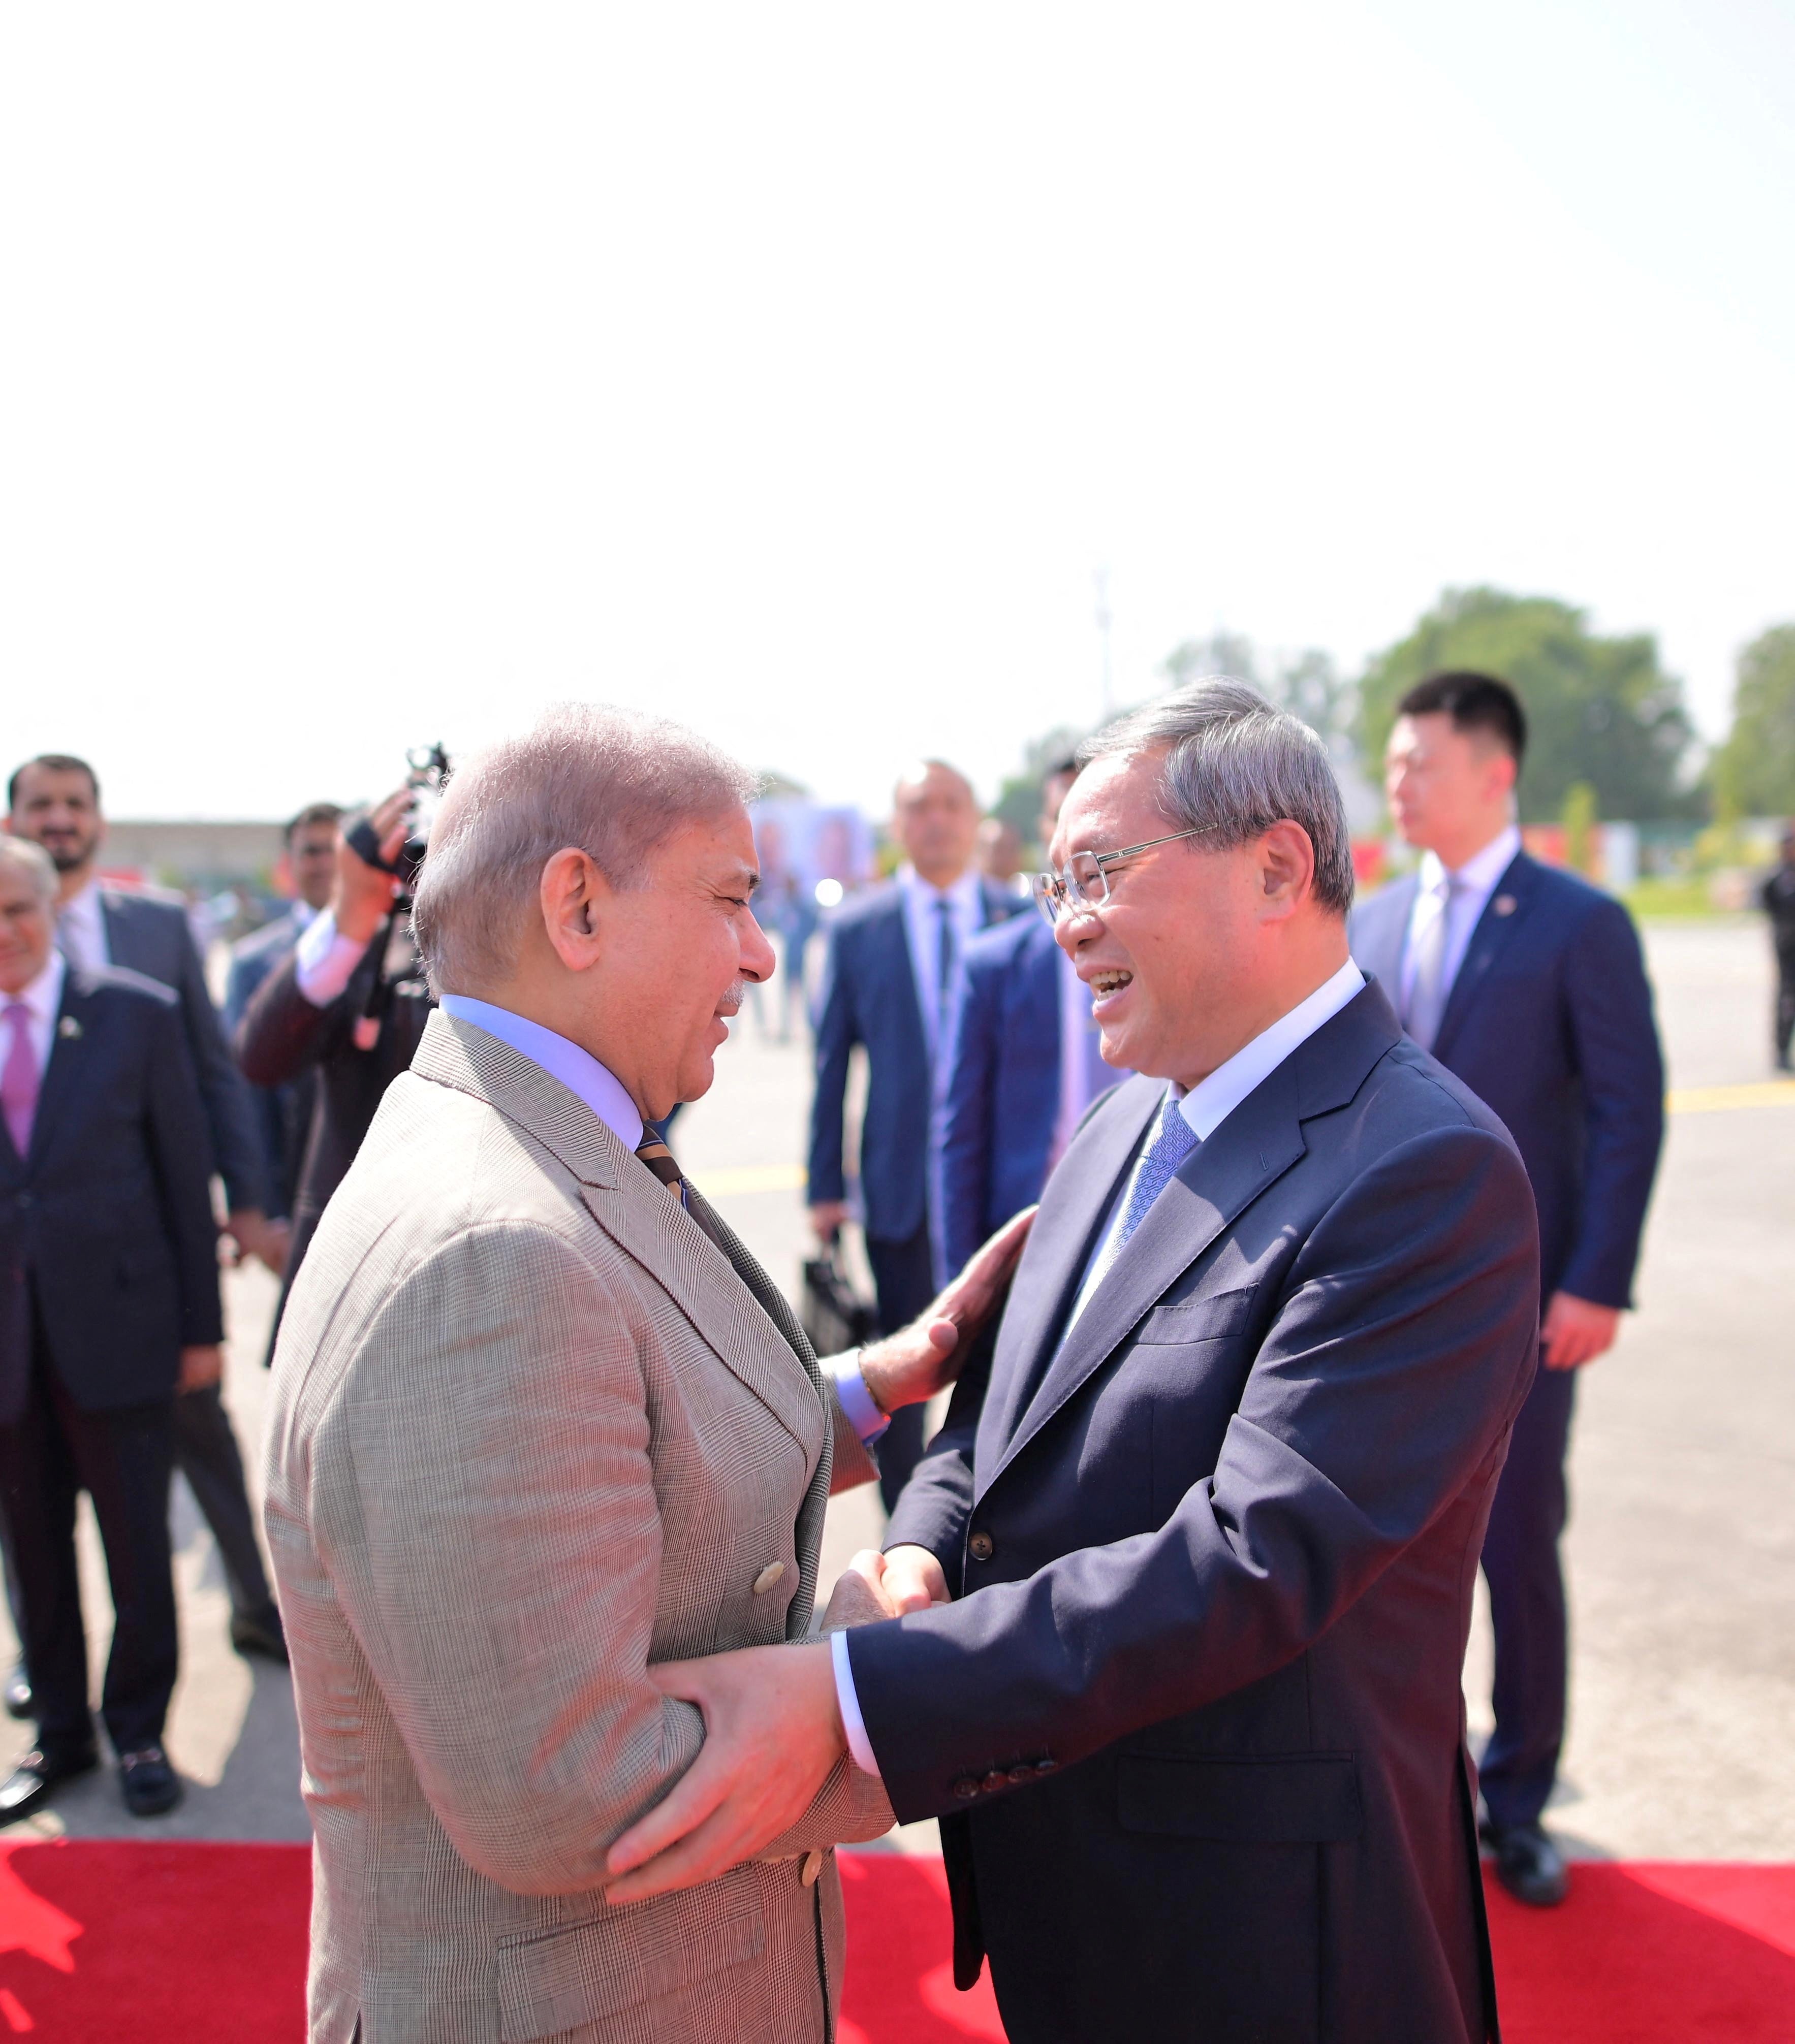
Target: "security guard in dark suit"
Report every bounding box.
[1761,827,1795,1072]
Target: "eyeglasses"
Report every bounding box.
[1030,824,1219,925]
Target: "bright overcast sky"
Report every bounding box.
[3,2,1792,819]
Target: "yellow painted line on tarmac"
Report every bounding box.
[1667,1080,1795,1115]
[694,1162,808,1196]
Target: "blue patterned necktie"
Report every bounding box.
[1082,1090,1200,1304]
[1116,1091,1201,1249]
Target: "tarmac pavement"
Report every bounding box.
[3,916,1790,1861]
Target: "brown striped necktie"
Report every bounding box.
[634,1128,684,1201]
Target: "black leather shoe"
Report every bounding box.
[0,1745,100,1826]
[230,1605,289,1665]
[3,1665,32,1720]
[1481,1818,1570,1906]
[118,1745,182,1818]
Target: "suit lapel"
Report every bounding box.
[978,1076,1160,1477]
[1350,874,1416,999]
[983,1062,1308,1497]
[682,1184,832,1638]
[411,1013,823,1473]
[28,976,100,1165]
[1431,853,1536,1063]
[982,982,1404,1498]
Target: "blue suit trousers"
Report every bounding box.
[1477,1359,1577,1828]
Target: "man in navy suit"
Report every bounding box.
[8,754,287,1672]
[808,761,1025,1509]
[1350,671,1664,1908]
[0,838,223,1824]
[225,802,343,1224]
[603,684,1541,2044]
[939,759,1121,1271]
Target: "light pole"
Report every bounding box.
[1094,566,1113,722]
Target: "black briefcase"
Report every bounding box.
[801,1237,879,1356]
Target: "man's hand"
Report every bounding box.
[859,1205,1035,1415]
[604,1642,844,1904]
[809,1200,851,1243]
[871,1544,951,1613]
[818,1549,906,1632]
[224,1208,290,1278]
[334,788,411,945]
[1540,1291,1622,1370]
[178,1345,225,1394]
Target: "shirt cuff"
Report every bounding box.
[831,1628,883,1779]
[831,1350,890,1445]
[294,910,371,1008]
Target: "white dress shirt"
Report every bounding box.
[898,865,987,1072]
[1397,824,1521,1016]
[0,950,67,1086]
[294,908,372,1008]
[833,953,1368,1779]
[55,880,110,972]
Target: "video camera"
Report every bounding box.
[343,744,452,1052]
[344,743,452,894]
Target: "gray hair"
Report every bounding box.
[411,702,760,995]
[1079,677,1355,915]
[0,835,57,905]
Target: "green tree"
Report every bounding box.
[1356,588,1699,822]
[1712,624,1795,818]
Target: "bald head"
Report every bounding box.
[892,759,980,888]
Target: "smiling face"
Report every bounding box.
[0,863,54,997]
[1049,749,1277,1088]
[10,763,103,884]
[577,802,776,1120]
[1048,747,1349,1087]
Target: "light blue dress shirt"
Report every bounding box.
[438,995,645,1151]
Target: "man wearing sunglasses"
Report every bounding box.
[603,680,1540,2044]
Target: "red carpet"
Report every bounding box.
[1,1840,1790,2040]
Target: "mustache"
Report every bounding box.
[716,980,751,1014]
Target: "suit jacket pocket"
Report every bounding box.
[1133,1286,1256,1346]
[494,1874,765,2042]
[1116,1753,1362,1843]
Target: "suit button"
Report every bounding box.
[752,1562,786,1595]
[801,1849,826,1887]
[1035,1757,1057,1775]
[1006,1764,1034,1785]
[967,1532,994,1562]
[981,1770,1006,1795]
[952,1776,981,1800]
[14,1193,31,1210]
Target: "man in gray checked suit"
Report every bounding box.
[263,704,1027,2044]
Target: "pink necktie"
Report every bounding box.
[1,1003,39,1159]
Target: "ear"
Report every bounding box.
[1489,751,1519,801]
[1255,821,1316,919]
[538,847,615,972]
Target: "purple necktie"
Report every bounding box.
[2,1003,38,1159]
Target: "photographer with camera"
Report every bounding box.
[236,783,438,1331]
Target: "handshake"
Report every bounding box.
[818,1544,950,1628]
